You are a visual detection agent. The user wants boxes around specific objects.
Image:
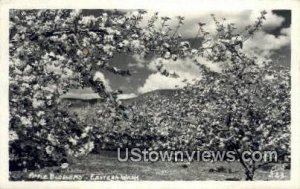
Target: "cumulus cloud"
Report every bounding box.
[117,93,137,100]
[140,10,286,38]
[93,71,112,91]
[120,10,290,94]
[148,58,202,77]
[128,54,147,68]
[196,57,223,73]
[280,27,291,36]
[242,27,290,63]
[250,10,285,31]
[138,58,203,93]
[138,73,185,93]
[244,28,290,51]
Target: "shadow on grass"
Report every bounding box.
[9,150,290,181]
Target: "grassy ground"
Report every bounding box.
[10,150,290,181]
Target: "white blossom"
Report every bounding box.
[45,145,54,155]
[20,116,31,126]
[32,98,44,108]
[9,130,19,141]
[39,119,46,126]
[79,16,97,25]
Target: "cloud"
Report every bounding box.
[196,57,223,73]
[137,24,291,93]
[138,58,202,93]
[140,10,286,38]
[128,54,147,68]
[93,71,112,91]
[244,28,290,51]
[250,10,285,31]
[117,93,137,100]
[148,58,202,76]
[242,27,290,63]
[281,27,290,36]
[138,73,184,94]
[111,10,289,94]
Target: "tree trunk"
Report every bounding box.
[235,149,255,181]
[245,170,254,181]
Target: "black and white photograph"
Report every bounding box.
[1,0,300,188]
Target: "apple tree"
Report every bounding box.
[176,12,290,180]
[9,9,191,170]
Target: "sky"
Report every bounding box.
[74,10,291,99]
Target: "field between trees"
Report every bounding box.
[10,150,290,181]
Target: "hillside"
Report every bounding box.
[120,89,181,106]
[61,88,181,105]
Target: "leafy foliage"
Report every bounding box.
[9,9,290,181]
[81,11,290,180]
[9,9,188,170]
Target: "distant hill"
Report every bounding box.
[60,88,182,119]
[60,88,101,100]
[61,88,181,108]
